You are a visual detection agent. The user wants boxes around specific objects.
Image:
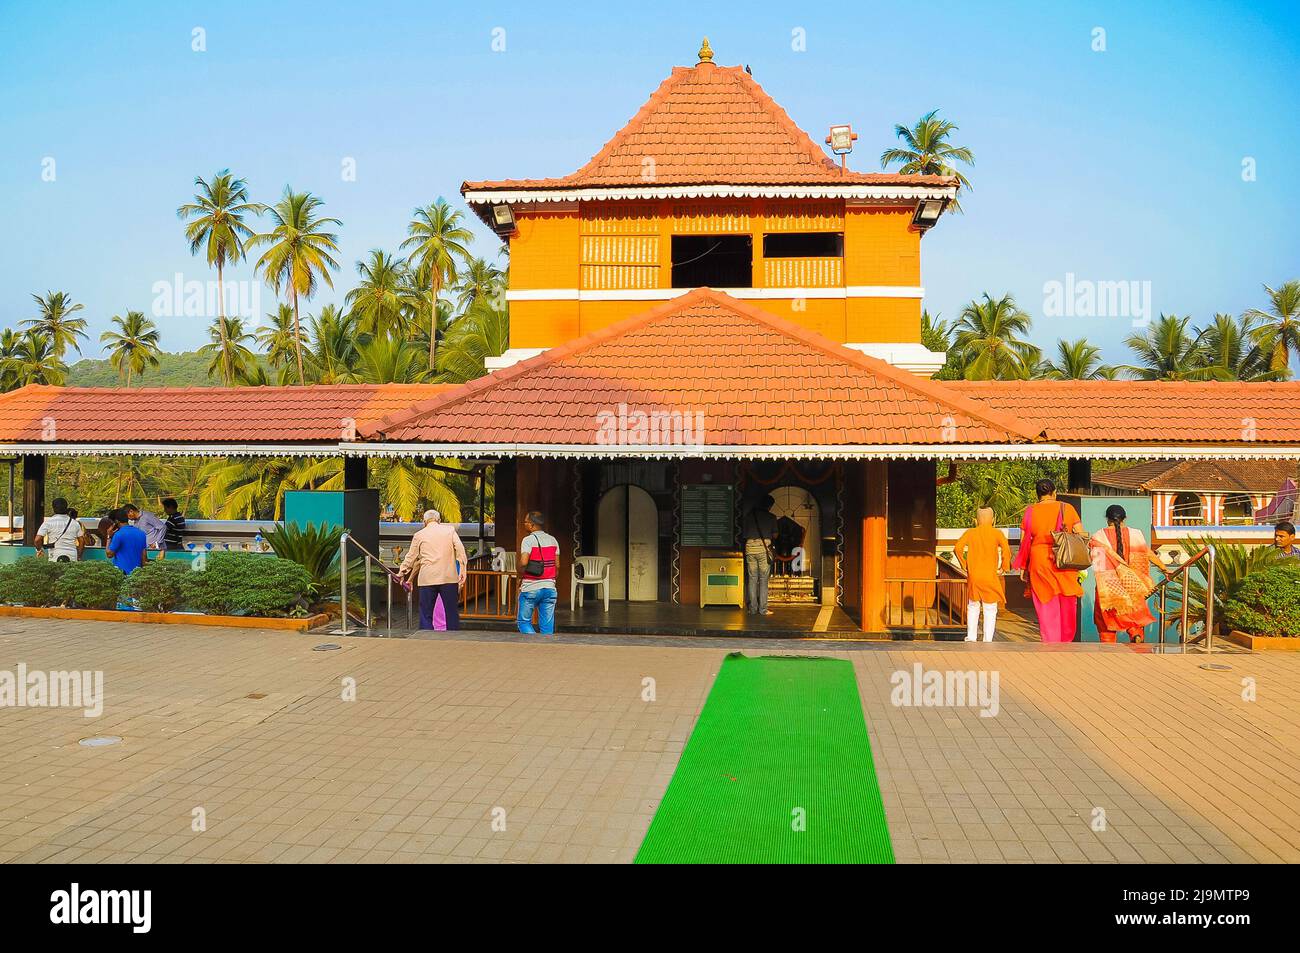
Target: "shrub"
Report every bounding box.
[122,559,192,612]
[55,561,127,610]
[0,556,64,606]
[265,521,350,600]
[180,552,312,616]
[1221,562,1300,638]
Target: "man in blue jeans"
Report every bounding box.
[517,510,559,634]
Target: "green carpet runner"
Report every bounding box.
[635,653,894,863]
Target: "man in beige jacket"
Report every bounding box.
[398,510,468,630]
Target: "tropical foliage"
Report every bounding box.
[881,109,975,211]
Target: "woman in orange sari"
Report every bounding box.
[1012,479,1085,642]
[1089,504,1172,643]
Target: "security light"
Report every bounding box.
[825,124,856,155]
[490,204,516,235]
[912,198,946,229]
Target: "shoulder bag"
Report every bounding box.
[1051,503,1092,571]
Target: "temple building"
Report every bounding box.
[4,40,1300,638]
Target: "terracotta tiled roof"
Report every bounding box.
[367,290,1040,447]
[0,383,454,445]
[951,380,1300,445]
[1093,460,1300,493]
[462,60,956,192]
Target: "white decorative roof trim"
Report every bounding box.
[464,184,958,204]
[0,442,341,458]
[507,286,924,302]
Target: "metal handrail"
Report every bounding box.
[338,532,412,637]
[1151,545,1216,652]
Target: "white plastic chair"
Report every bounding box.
[571,555,611,612]
[495,550,516,606]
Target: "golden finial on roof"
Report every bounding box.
[697,37,714,65]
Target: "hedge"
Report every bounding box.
[1221,562,1300,638]
[122,559,192,612]
[180,552,313,616]
[0,556,64,606]
[55,561,126,610]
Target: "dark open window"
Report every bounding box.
[762,232,844,258]
[671,235,753,288]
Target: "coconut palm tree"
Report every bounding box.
[1120,314,1211,380]
[99,311,162,386]
[195,456,338,519]
[177,171,265,382]
[256,304,299,372]
[246,188,342,383]
[198,316,257,384]
[437,300,510,383]
[21,291,88,358]
[3,330,67,386]
[345,249,407,338]
[0,329,22,391]
[952,293,1037,380]
[1243,280,1300,377]
[344,333,431,384]
[454,256,505,311]
[306,304,360,383]
[880,109,975,211]
[1195,313,1279,381]
[1039,338,1115,380]
[400,200,473,372]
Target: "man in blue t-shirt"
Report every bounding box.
[105,508,147,574]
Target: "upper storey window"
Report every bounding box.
[762,232,843,258]
[671,235,753,288]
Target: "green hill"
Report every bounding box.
[66,351,267,387]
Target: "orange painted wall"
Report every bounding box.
[508,198,926,351]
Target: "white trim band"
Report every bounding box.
[0,442,341,458]
[465,184,958,204]
[507,286,925,302]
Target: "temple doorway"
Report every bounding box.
[597,484,659,600]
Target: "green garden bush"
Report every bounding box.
[0,556,64,606]
[1221,562,1300,638]
[180,552,312,616]
[121,559,192,612]
[54,561,127,610]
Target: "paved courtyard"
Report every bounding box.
[1,618,1297,863]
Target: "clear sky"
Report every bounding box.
[1,0,1296,364]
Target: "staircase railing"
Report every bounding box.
[1152,545,1217,652]
[337,532,412,636]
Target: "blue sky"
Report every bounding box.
[1,0,1296,365]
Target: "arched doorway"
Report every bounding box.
[769,485,821,580]
[597,485,659,601]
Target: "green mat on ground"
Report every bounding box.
[635,653,894,864]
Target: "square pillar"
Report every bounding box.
[861,460,888,633]
[22,454,45,547]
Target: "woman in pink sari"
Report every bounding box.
[1012,479,1085,642]
[1088,504,1172,643]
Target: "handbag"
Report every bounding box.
[1051,503,1092,571]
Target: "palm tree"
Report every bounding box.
[256,304,299,372]
[1120,314,1210,380]
[1195,313,1278,381]
[952,293,1037,380]
[195,456,338,519]
[246,188,342,383]
[1039,338,1114,380]
[345,250,407,338]
[1243,280,1300,377]
[400,200,473,372]
[880,109,975,211]
[177,171,265,383]
[437,300,510,383]
[0,329,22,392]
[198,316,257,384]
[454,256,504,311]
[3,330,67,386]
[306,304,360,383]
[99,311,162,386]
[344,334,431,384]
[21,291,88,358]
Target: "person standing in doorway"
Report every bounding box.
[1012,479,1086,643]
[742,494,778,617]
[34,497,85,563]
[517,510,560,635]
[399,509,467,630]
[953,506,1012,642]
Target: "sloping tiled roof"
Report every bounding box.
[951,380,1300,445]
[1093,460,1300,493]
[462,58,955,192]
[0,383,454,445]
[366,289,1040,447]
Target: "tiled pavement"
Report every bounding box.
[1,619,1297,863]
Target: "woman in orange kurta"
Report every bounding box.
[954,507,1012,642]
[1011,479,1085,643]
